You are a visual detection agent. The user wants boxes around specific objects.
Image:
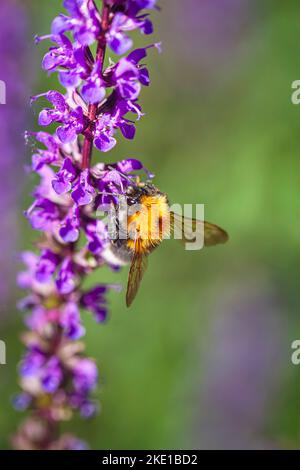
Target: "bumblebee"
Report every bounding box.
[102,181,229,307]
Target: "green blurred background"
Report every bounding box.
[2,0,300,449]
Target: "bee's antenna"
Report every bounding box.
[97,191,129,199]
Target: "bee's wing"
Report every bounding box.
[170,211,229,247]
[126,242,149,307]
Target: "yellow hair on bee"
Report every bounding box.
[126,193,170,254]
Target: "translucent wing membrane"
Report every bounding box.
[170,212,229,247]
[126,213,228,306]
[126,240,149,307]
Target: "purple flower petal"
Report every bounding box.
[71,169,95,206]
[60,303,85,340]
[119,122,136,140]
[81,82,106,104]
[56,258,77,295]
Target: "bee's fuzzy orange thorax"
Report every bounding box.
[126,194,170,254]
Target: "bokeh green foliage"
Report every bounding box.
[1,0,300,449]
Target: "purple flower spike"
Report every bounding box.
[16,0,160,450]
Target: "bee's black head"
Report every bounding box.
[126,182,166,205]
